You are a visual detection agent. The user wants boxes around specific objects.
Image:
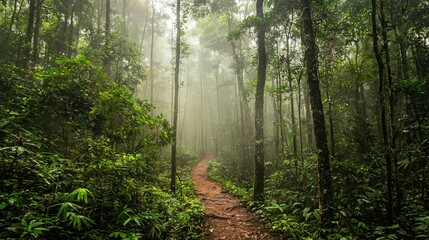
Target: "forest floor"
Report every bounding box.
[190,153,281,240]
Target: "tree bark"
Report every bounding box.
[171,0,181,193]
[67,1,75,58]
[9,0,19,31]
[22,0,36,69]
[286,26,298,162]
[379,0,401,220]
[253,0,266,202]
[371,0,394,225]
[227,13,251,178]
[271,53,280,162]
[300,0,334,227]
[150,0,155,107]
[32,0,43,66]
[215,58,221,153]
[140,0,150,53]
[104,0,111,79]
[297,68,305,180]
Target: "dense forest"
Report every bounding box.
[1,0,429,239]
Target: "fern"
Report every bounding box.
[65,212,95,231]
[68,188,94,203]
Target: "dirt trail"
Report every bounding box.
[191,152,281,240]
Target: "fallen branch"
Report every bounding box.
[225,205,241,212]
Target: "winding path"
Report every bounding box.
[190,152,281,240]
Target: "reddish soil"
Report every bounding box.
[190,152,281,240]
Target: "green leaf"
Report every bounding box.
[68,188,94,203]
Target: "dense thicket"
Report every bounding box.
[0,1,203,239]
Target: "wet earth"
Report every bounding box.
[190,153,282,240]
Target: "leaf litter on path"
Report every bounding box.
[190,153,282,240]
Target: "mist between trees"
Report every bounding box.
[1,0,429,239]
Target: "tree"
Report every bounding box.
[31,0,43,67]
[371,0,395,225]
[22,0,36,69]
[300,0,334,227]
[253,0,267,202]
[103,0,111,79]
[150,0,155,107]
[171,0,181,193]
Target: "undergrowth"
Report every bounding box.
[208,153,429,239]
[0,59,204,239]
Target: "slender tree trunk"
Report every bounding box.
[227,13,250,177]
[140,0,150,52]
[215,60,221,153]
[9,0,19,31]
[297,68,305,179]
[13,0,25,63]
[300,0,334,227]
[277,58,285,159]
[353,41,369,153]
[15,0,25,30]
[286,29,298,164]
[253,0,266,202]
[104,0,111,79]
[371,0,394,225]
[171,0,181,193]
[304,88,313,145]
[31,0,43,67]
[75,4,81,56]
[179,65,190,144]
[67,2,75,58]
[379,0,401,220]
[150,0,155,107]
[325,60,335,158]
[97,0,103,31]
[271,62,280,161]
[22,0,36,69]
[200,63,204,152]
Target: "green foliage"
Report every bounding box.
[83,31,145,92]
[6,218,49,239]
[0,57,202,239]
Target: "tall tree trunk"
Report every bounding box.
[215,59,221,153]
[286,27,298,163]
[171,0,181,193]
[379,0,401,220]
[353,41,369,153]
[104,0,111,79]
[227,13,250,177]
[179,65,190,144]
[300,0,334,227]
[139,0,150,53]
[9,0,19,31]
[297,68,305,181]
[97,0,103,31]
[31,0,43,67]
[22,0,36,69]
[277,56,285,160]
[271,59,280,162]
[304,89,313,145]
[200,62,205,152]
[67,2,75,58]
[150,0,155,107]
[253,0,266,202]
[371,0,394,225]
[75,3,81,56]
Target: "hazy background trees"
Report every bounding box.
[1,0,429,238]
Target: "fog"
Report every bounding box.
[119,0,299,162]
